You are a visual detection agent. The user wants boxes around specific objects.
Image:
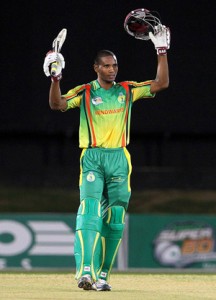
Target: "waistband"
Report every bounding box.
[83,147,126,152]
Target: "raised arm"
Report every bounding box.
[49,81,67,111]
[149,25,170,94]
[150,54,169,93]
[43,51,67,110]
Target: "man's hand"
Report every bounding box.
[43,51,65,81]
[149,25,171,55]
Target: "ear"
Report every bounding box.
[93,64,98,73]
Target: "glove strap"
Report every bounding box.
[51,74,62,82]
[157,48,167,56]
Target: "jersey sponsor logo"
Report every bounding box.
[86,171,95,182]
[117,92,126,104]
[95,107,124,115]
[92,97,103,105]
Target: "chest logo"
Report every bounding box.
[92,97,103,105]
[117,92,126,104]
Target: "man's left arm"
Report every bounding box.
[150,55,169,93]
[149,25,170,94]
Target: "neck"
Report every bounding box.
[97,78,113,90]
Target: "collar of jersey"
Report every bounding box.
[91,80,117,90]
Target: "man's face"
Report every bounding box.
[94,55,118,83]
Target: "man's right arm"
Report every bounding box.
[49,81,67,111]
[43,51,67,110]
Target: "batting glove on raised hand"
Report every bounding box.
[149,25,171,55]
[43,51,65,81]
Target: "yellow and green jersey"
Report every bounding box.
[62,79,155,148]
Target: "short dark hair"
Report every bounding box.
[94,50,117,64]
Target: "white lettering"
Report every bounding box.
[157,228,213,242]
[0,221,32,256]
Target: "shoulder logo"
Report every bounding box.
[117,92,126,104]
[92,97,103,105]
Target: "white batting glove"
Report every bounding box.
[149,25,171,55]
[43,51,65,80]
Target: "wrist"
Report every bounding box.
[51,73,62,82]
[156,48,167,56]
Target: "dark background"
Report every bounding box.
[1,0,216,191]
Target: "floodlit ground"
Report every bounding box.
[0,273,216,300]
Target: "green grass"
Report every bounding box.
[0,273,216,299]
[0,186,79,213]
[1,186,216,214]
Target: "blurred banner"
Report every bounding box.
[0,214,76,270]
[128,214,216,270]
[0,213,216,270]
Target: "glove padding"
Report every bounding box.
[43,51,65,77]
[149,25,170,55]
